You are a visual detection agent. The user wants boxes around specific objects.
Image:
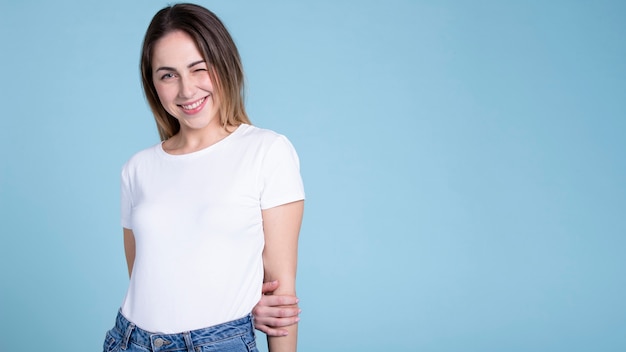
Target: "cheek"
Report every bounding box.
[200,75,214,91]
[153,84,181,118]
[202,75,219,106]
[154,83,175,105]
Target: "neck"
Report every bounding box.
[164,124,235,155]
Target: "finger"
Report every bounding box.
[261,280,279,294]
[255,324,289,337]
[254,304,300,318]
[259,294,299,307]
[254,315,300,328]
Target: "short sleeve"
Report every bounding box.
[120,165,133,229]
[260,135,305,209]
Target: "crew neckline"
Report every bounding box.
[157,124,248,159]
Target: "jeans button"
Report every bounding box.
[154,338,164,347]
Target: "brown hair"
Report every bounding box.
[141,3,250,140]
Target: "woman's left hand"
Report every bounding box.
[252,280,301,336]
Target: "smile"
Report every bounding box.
[180,96,207,110]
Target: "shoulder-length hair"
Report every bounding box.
[141,3,250,141]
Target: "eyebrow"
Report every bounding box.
[155,60,206,72]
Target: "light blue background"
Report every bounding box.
[1,0,624,351]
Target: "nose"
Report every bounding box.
[178,75,197,99]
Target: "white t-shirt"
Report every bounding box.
[119,124,305,333]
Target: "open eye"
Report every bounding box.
[161,72,176,80]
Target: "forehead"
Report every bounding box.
[152,30,204,68]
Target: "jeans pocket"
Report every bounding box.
[103,329,122,352]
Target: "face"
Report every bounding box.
[151,30,220,134]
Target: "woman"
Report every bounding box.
[103,3,304,351]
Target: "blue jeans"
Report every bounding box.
[103,311,259,352]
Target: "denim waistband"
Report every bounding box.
[114,310,255,352]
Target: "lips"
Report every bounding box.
[179,95,209,113]
[181,97,205,110]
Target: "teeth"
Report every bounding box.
[182,97,205,110]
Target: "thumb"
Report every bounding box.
[261,280,280,294]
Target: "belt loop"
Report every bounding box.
[183,331,194,352]
[121,322,135,350]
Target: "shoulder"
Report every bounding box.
[236,124,295,149]
[122,143,161,172]
[237,124,283,142]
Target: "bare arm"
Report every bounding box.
[253,281,301,336]
[262,200,304,352]
[123,228,135,278]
